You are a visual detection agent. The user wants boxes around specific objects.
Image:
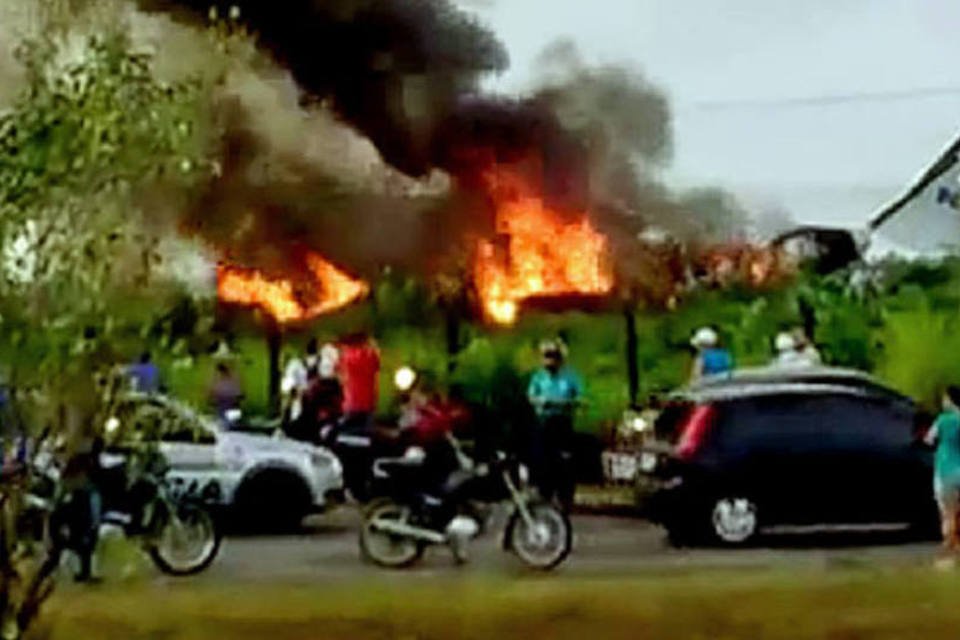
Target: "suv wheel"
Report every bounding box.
[710,496,758,545]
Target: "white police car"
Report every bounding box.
[110,393,343,529]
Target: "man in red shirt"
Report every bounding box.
[337,332,381,432]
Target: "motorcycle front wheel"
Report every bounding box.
[505,501,572,570]
[359,499,424,569]
[148,502,221,576]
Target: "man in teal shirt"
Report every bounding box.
[527,339,582,508]
[926,385,960,554]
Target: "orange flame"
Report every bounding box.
[474,168,614,324]
[217,251,368,323]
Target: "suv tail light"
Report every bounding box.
[676,404,716,460]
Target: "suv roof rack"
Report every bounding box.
[677,368,913,405]
[691,366,878,388]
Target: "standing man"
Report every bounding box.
[126,351,161,393]
[527,339,582,508]
[296,344,343,443]
[208,362,244,422]
[60,434,104,582]
[337,332,381,433]
[281,338,321,424]
[926,386,960,564]
[689,327,733,383]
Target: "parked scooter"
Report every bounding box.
[359,438,573,571]
[27,437,222,577]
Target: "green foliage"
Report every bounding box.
[0,34,205,211]
[877,307,960,407]
[0,10,220,639]
[0,28,212,389]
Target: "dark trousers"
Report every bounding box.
[529,414,575,508]
[57,486,101,580]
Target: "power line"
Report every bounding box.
[682,86,960,112]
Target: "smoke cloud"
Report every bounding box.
[138,0,509,176]
[524,39,752,260]
[128,2,760,297]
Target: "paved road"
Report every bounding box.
[188,508,939,584]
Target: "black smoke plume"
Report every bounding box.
[139,1,753,296]
[139,0,510,176]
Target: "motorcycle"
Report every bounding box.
[358,437,573,571]
[317,419,405,502]
[27,443,222,577]
[316,367,471,503]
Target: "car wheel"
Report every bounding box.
[709,496,759,545]
[233,470,312,533]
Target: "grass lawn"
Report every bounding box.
[38,567,960,639]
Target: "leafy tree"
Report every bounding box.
[0,15,212,637]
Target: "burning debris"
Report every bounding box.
[217,251,368,323]
[692,242,795,290]
[474,166,613,324]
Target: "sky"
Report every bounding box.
[458,0,960,229]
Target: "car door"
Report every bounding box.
[158,410,218,472]
[710,395,832,526]
[825,396,931,524]
[800,393,928,525]
[871,400,933,525]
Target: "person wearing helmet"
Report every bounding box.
[792,328,823,366]
[773,328,821,368]
[690,327,733,382]
[527,339,582,507]
[296,344,344,443]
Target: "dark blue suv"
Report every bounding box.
[639,368,935,546]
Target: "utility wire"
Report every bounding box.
[681,86,960,112]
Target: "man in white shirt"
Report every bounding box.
[281,339,320,422]
[773,330,822,368]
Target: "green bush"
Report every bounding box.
[876,307,960,408]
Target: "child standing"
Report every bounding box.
[926,386,960,560]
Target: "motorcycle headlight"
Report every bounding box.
[394,366,417,392]
[630,416,649,433]
[403,446,426,462]
[105,416,121,434]
[518,464,530,484]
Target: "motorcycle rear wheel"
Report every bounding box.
[148,502,221,576]
[359,499,425,569]
[505,501,572,571]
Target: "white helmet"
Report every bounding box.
[690,327,718,349]
[775,331,797,354]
